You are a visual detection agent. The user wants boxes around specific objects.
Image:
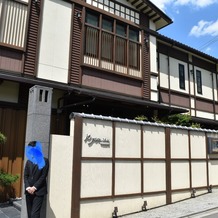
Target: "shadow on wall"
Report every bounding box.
[46,195,56,218]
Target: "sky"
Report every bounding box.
[150,0,218,59]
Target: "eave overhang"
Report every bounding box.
[126,0,173,30]
[0,71,187,115]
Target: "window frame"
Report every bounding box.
[196,70,202,94]
[178,63,185,90]
[84,11,142,77]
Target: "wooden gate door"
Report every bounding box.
[0,107,27,198]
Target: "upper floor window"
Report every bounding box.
[196,70,202,94]
[84,12,142,78]
[0,0,28,48]
[86,0,140,24]
[179,64,185,90]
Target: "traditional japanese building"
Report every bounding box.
[0,0,217,198]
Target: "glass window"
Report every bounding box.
[84,11,141,76]
[179,64,185,90]
[116,24,126,37]
[85,12,99,57]
[129,28,139,42]
[86,12,99,27]
[102,19,113,32]
[196,70,202,94]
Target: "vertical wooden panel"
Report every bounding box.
[23,0,41,75]
[0,108,26,198]
[140,13,150,99]
[112,121,115,197]
[165,127,171,204]
[141,125,144,195]
[188,130,192,189]
[70,5,82,84]
[71,116,83,218]
[205,133,209,188]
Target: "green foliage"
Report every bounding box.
[136,113,201,128]
[0,132,7,144]
[0,169,19,187]
[135,115,148,121]
[166,114,192,126]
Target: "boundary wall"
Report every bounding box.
[46,113,218,218]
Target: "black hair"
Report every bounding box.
[28,141,37,147]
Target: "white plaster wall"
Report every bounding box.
[150,90,158,101]
[145,193,166,209]
[149,20,156,31]
[209,160,218,185]
[191,109,195,116]
[37,0,72,83]
[115,123,141,158]
[213,73,217,101]
[82,119,113,157]
[190,132,206,158]
[150,35,157,74]
[80,197,145,218]
[171,129,189,158]
[196,110,214,120]
[171,161,190,190]
[48,116,218,217]
[46,135,73,218]
[159,53,169,88]
[115,161,141,195]
[172,191,191,203]
[169,58,189,93]
[0,81,19,103]
[151,75,158,90]
[80,160,112,198]
[191,161,207,187]
[80,201,114,218]
[143,126,165,158]
[195,67,213,99]
[191,98,195,108]
[144,160,166,192]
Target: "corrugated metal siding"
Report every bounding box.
[141,13,150,99]
[23,0,40,75]
[70,6,82,84]
[0,0,27,48]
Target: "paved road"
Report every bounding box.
[0,205,20,218]
[1,190,218,218]
[123,189,218,218]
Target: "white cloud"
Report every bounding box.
[149,0,173,11]
[205,47,211,52]
[189,19,218,37]
[150,0,218,10]
[175,0,218,8]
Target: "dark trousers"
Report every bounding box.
[26,194,44,218]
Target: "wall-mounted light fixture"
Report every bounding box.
[142,200,147,211]
[76,12,82,18]
[112,207,118,218]
[191,189,196,198]
[190,69,194,74]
